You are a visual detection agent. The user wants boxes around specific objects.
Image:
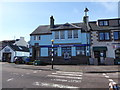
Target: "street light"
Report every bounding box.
[51,39,54,69]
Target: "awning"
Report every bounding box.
[93,46,107,51]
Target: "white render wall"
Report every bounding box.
[14,37,29,47]
[0,46,15,62]
[16,51,29,57]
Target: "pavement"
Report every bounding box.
[7,62,120,73]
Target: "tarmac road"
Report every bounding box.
[1,62,120,90]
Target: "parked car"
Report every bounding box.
[33,60,48,66]
[14,56,28,64]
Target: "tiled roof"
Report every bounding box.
[9,45,29,52]
[30,22,88,35]
[89,21,120,31]
[30,25,52,35]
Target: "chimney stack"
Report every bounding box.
[83,8,89,24]
[50,15,54,28]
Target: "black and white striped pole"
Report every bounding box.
[51,39,54,69]
[109,82,120,90]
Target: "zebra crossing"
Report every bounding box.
[44,71,83,88]
[33,71,83,88]
[48,71,83,83]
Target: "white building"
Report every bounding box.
[0,45,29,62]
[0,37,29,62]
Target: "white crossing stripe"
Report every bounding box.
[56,71,83,74]
[33,71,37,73]
[51,79,81,83]
[7,78,14,82]
[52,73,82,76]
[102,73,106,76]
[33,82,79,88]
[105,75,109,78]
[109,79,114,82]
[47,75,82,79]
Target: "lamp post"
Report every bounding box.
[51,39,54,69]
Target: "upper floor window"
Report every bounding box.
[55,31,59,39]
[34,35,40,40]
[99,21,109,26]
[68,30,72,39]
[99,32,110,41]
[60,31,65,39]
[114,31,120,40]
[73,30,78,38]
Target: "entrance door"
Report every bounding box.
[32,47,40,60]
[94,51,100,64]
[2,53,11,62]
[94,51,106,65]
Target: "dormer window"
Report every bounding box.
[99,20,109,26]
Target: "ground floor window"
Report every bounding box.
[48,47,58,56]
[115,49,120,59]
[76,46,86,56]
[62,47,71,59]
[62,47,71,56]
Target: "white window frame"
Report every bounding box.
[60,31,65,39]
[68,30,72,39]
[55,31,59,39]
[73,30,78,38]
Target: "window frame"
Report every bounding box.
[113,31,120,41]
[33,35,40,41]
[55,31,59,39]
[99,20,109,26]
[68,30,72,39]
[76,46,86,56]
[60,31,65,39]
[99,31,111,41]
[73,30,78,38]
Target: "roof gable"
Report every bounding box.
[51,23,81,31]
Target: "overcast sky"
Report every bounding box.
[0,1,119,41]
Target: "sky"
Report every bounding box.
[0,1,119,42]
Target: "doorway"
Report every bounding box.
[2,53,11,62]
[94,51,106,65]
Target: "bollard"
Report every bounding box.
[109,82,119,90]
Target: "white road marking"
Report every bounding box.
[51,79,81,83]
[33,82,79,88]
[33,82,40,86]
[33,71,37,73]
[26,73,30,75]
[21,75,24,76]
[7,78,14,82]
[103,73,106,76]
[109,79,114,82]
[52,73,82,76]
[47,75,82,79]
[105,75,109,78]
[56,71,83,74]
